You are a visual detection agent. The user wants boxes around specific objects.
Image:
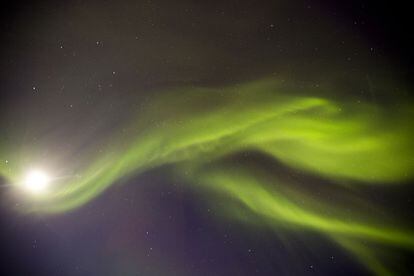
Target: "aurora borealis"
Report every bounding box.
[3,78,414,275]
[1,1,414,275]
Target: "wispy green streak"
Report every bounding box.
[1,78,414,275]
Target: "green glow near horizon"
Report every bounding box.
[1,78,414,275]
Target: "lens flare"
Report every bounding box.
[23,169,50,194]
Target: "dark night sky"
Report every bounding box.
[1,1,414,275]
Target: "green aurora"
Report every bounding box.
[1,78,414,275]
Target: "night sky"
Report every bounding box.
[1,1,414,275]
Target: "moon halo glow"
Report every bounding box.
[23,169,50,194]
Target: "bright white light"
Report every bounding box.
[23,169,50,194]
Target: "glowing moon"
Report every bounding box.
[23,169,50,193]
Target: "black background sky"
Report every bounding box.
[1,1,413,275]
